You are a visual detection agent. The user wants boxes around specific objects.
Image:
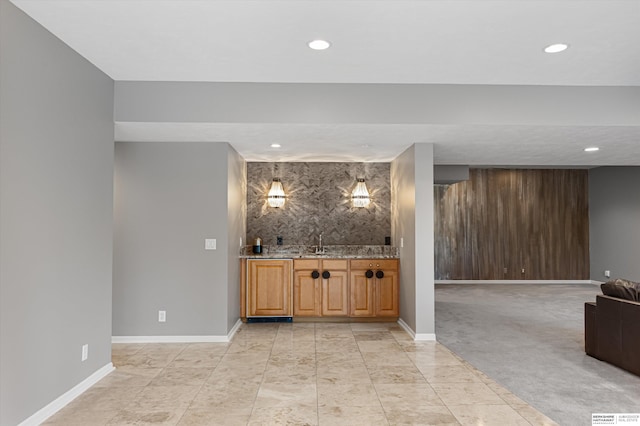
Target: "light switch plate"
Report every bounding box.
[205,239,216,250]
[81,344,88,361]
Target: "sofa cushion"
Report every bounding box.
[601,278,640,302]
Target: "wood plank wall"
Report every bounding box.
[434,169,589,280]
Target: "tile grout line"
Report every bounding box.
[392,333,460,425]
[314,323,320,426]
[247,324,279,425]
[175,339,234,425]
[359,325,392,426]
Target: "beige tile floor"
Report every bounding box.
[43,323,558,425]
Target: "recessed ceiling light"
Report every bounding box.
[308,39,331,51]
[584,147,599,152]
[544,43,569,53]
[270,143,281,148]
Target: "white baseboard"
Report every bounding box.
[227,318,242,341]
[436,279,597,285]
[415,333,437,341]
[18,362,114,426]
[397,318,415,339]
[112,319,243,344]
[112,335,230,343]
[397,318,437,342]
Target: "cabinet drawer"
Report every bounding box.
[350,259,398,271]
[294,259,320,270]
[322,259,348,270]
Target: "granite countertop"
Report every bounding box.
[240,245,399,259]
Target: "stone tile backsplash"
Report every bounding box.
[247,162,391,246]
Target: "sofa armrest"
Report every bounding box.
[619,298,640,376]
[586,295,640,377]
[585,302,597,356]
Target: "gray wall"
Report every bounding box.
[247,162,390,246]
[113,142,245,337]
[589,167,640,282]
[391,147,417,331]
[0,1,115,424]
[391,144,435,337]
[227,147,246,330]
[414,144,435,337]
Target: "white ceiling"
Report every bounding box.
[11,0,640,165]
[11,0,640,86]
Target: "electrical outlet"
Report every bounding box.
[604,270,611,278]
[158,310,166,322]
[205,239,216,250]
[81,344,88,362]
[521,268,525,274]
[503,267,508,274]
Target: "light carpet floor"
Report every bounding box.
[435,284,640,426]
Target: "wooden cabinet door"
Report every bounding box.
[248,260,291,317]
[240,258,247,319]
[349,270,374,317]
[322,270,349,316]
[375,270,399,317]
[293,270,320,316]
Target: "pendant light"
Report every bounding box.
[351,178,371,208]
[267,178,286,208]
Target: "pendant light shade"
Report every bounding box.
[351,178,371,208]
[267,178,286,208]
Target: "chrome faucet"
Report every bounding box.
[315,233,325,254]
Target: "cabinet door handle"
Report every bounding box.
[365,270,374,279]
[311,270,320,279]
[322,271,331,279]
[376,270,384,279]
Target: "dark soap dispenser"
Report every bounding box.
[252,237,262,254]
